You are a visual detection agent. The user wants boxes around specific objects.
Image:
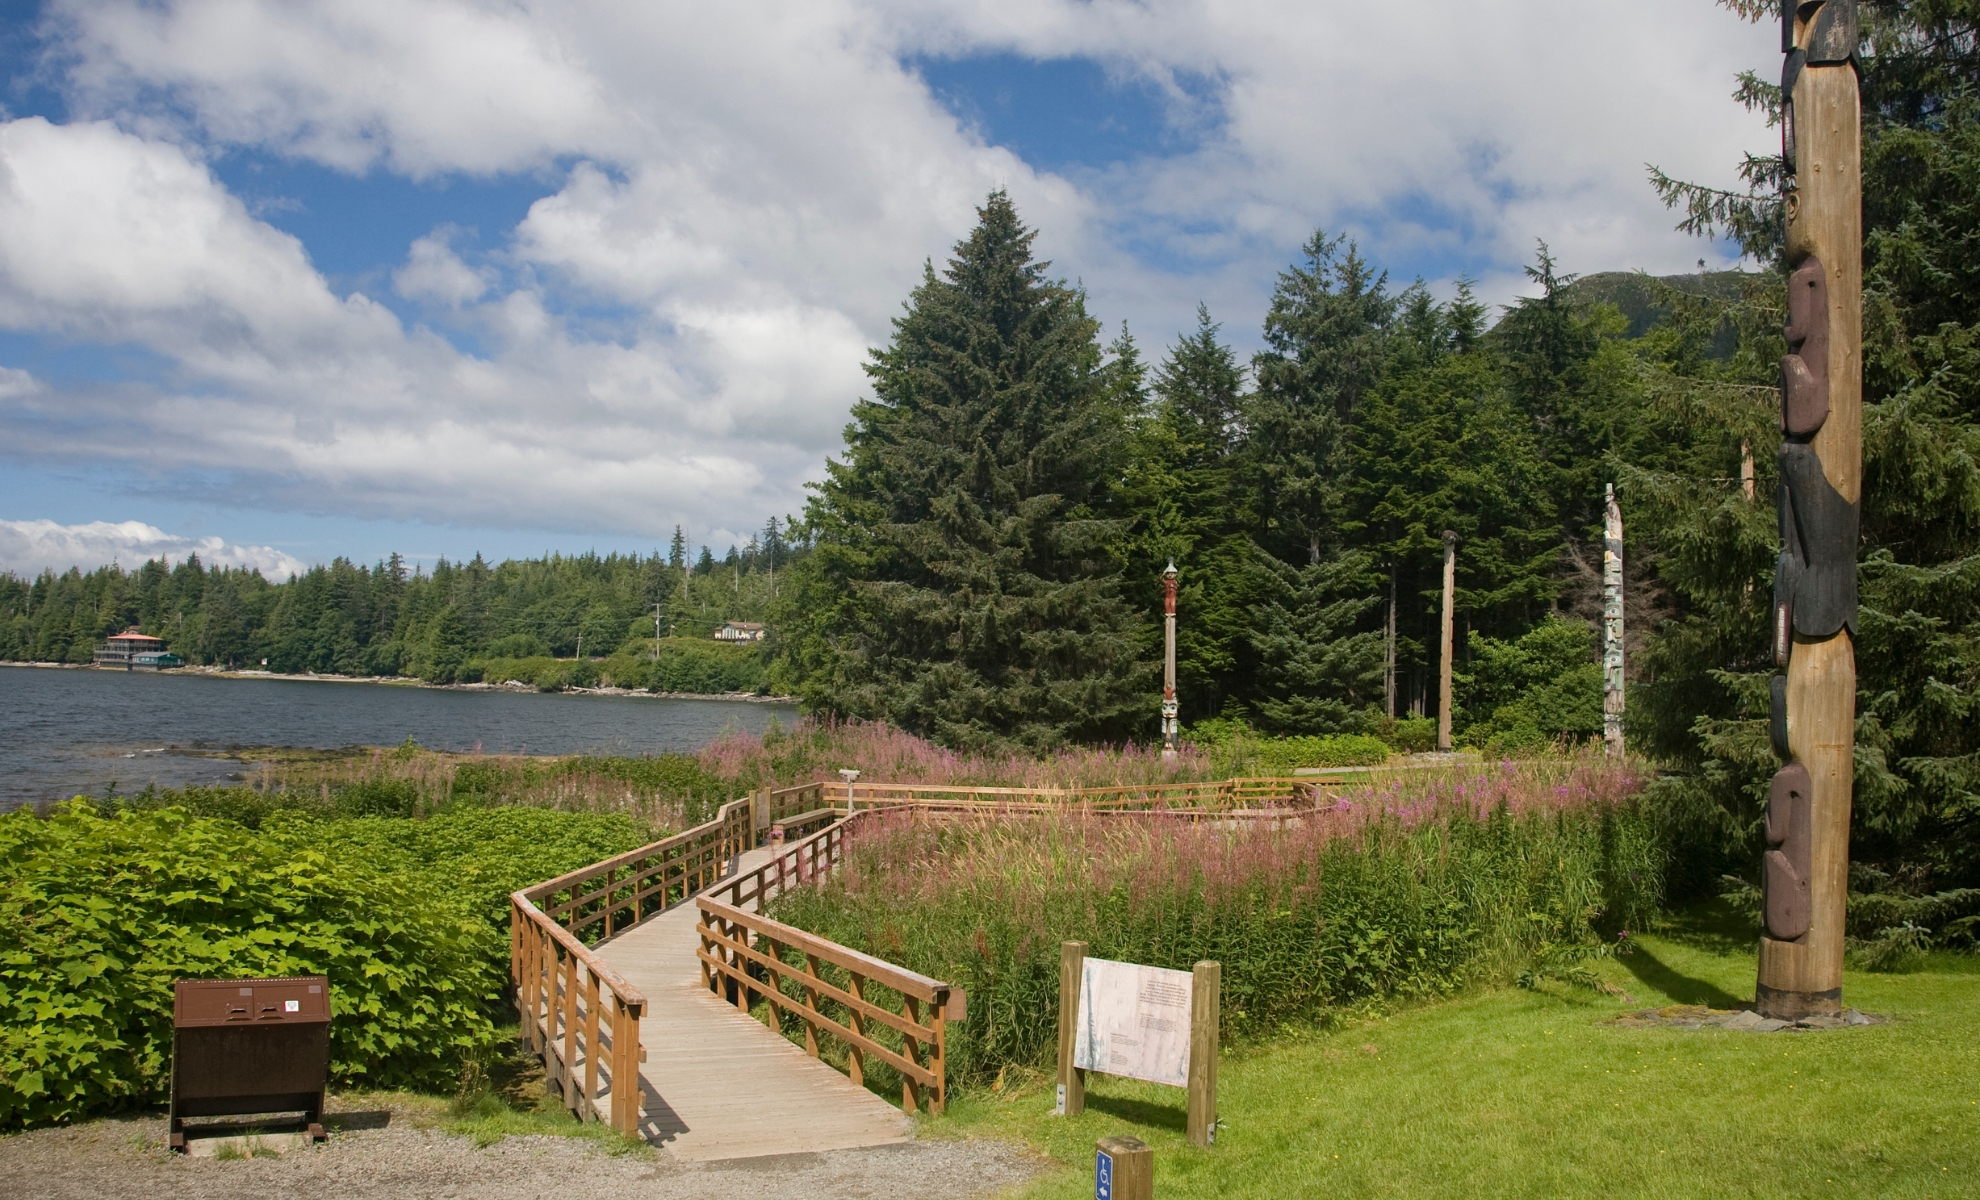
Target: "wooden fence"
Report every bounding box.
[510,898,646,1132]
[696,893,957,1115]
[509,769,1412,1136]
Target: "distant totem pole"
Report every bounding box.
[1761,0,1861,1020]
[1603,484,1625,757]
[1161,561,1180,762]
[1437,532,1457,754]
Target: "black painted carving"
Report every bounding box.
[1771,673,1791,761]
[1764,764,1814,940]
[1776,442,1860,637]
[1781,48,1805,173]
[1784,0,1858,62]
[1805,0,1859,64]
[1781,258,1829,436]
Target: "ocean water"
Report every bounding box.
[0,665,798,808]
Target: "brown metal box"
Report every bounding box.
[170,976,331,1151]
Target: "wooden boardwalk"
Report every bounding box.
[595,846,914,1161]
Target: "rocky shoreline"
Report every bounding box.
[2,661,795,704]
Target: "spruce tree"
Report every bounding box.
[797,192,1150,750]
[1248,232,1397,565]
[1116,305,1259,719]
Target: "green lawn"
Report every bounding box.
[929,911,1980,1198]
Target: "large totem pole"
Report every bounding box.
[1760,0,1861,1020]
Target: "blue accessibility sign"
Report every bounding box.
[1096,1148,1113,1199]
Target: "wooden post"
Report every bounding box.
[1760,0,1860,1022]
[1385,560,1398,720]
[1741,438,1758,501]
[1056,941,1086,1116]
[1096,1135,1154,1200]
[583,968,600,1122]
[561,950,579,1111]
[1186,960,1220,1149]
[1438,531,1457,752]
[1161,562,1180,761]
[1603,484,1626,757]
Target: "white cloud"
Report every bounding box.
[0,518,307,578]
[0,0,1780,545]
[394,230,490,306]
[0,367,39,400]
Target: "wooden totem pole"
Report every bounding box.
[1603,484,1625,758]
[1760,0,1861,1020]
[1161,561,1180,761]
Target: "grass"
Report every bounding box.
[925,904,1980,1199]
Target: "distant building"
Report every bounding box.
[93,629,183,670]
[713,621,766,643]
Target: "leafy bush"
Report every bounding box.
[769,757,1658,1088]
[0,803,498,1126]
[1384,716,1437,753]
[1457,616,1603,752]
[1183,718,1392,773]
[0,802,652,1129]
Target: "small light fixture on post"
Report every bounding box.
[1161,561,1180,762]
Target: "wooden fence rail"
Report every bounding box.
[510,895,645,1133]
[508,768,1444,1140]
[696,894,957,1115]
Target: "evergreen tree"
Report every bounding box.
[1247,548,1386,733]
[669,526,687,570]
[796,191,1151,749]
[1119,305,1259,719]
[1248,232,1398,564]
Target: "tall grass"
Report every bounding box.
[768,754,1659,1089]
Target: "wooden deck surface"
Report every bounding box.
[595,846,914,1161]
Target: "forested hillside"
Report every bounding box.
[0,524,799,686]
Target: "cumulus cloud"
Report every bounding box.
[0,518,307,578]
[0,0,1779,547]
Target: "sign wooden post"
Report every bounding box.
[1761,0,1860,1020]
[1185,960,1219,1149]
[1095,1135,1153,1200]
[1438,531,1457,752]
[1057,941,1086,1116]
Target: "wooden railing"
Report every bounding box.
[696,893,957,1115]
[508,768,1423,1137]
[822,776,1330,812]
[510,898,646,1132]
[510,790,761,1134]
[704,810,862,913]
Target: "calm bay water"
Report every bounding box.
[0,665,798,808]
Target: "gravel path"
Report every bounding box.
[0,1108,1044,1200]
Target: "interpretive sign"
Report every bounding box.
[1073,957,1193,1087]
[1056,941,1221,1149]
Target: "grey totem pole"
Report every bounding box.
[1760,0,1861,1020]
[1603,484,1625,758]
[1161,562,1180,761]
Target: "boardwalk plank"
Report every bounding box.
[595,847,914,1162]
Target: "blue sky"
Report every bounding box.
[0,0,1776,579]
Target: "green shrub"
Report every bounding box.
[1457,617,1603,751]
[0,802,653,1129]
[331,778,420,818]
[1384,716,1438,753]
[0,803,500,1127]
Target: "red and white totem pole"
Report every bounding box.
[1760,0,1861,1020]
[1161,561,1179,762]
